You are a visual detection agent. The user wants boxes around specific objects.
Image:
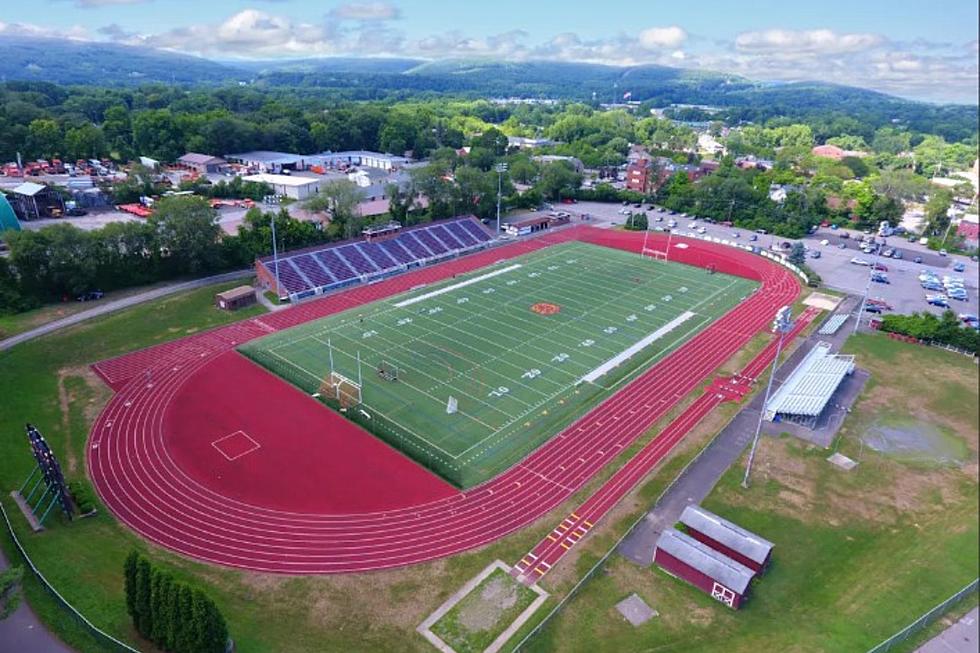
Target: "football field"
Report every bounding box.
[239,241,758,487]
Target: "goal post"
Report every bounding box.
[642,248,667,261]
[378,359,399,382]
[319,371,362,409]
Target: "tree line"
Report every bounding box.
[124,551,228,653]
[879,311,979,355]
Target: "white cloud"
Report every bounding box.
[735,28,883,54]
[0,20,90,40]
[68,0,151,7]
[638,26,687,49]
[328,2,400,21]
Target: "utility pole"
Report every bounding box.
[742,306,794,489]
[495,162,508,237]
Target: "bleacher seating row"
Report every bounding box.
[256,217,494,300]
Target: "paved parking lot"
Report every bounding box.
[520,202,978,321]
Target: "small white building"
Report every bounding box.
[243,174,320,200]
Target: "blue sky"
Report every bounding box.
[2,1,977,103]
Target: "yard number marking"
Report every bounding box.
[662,294,673,302]
[488,386,510,398]
[522,368,542,380]
[603,326,618,335]
[396,317,413,326]
[579,339,595,348]
[427,306,443,315]
[626,314,638,322]
[457,296,470,304]
[483,287,496,295]
[644,304,657,312]
[362,330,378,339]
[552,353,569,363]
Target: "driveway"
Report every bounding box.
[0,548,74,653]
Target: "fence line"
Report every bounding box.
[866,578,978,653]
[0,499,141,653]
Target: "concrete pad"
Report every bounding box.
[616,593,658,626]
[827,452,858,470]
[917,607,978,653]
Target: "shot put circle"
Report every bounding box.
[530,302,561,315]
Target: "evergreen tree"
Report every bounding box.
[173,584,196,653]
[123,551,139,621]
[133,557,154,638]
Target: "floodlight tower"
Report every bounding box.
[266,195,283,300]
[742,305,794,489]
[852,234,887,335]
[495,162,508,237]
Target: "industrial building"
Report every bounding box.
[242,174,321,200]
[654,528,756,609]
[226,151,310,174]
[764,342,855,427]
[177,153,226,174]
[313,151,412,171]
[678,505,774,573]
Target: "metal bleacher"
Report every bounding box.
[817,313,849,335]
[258,216,494,300]
[764,341,855,427]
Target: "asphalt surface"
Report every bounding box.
[917,607,979,653]
[0,269,253,352]
[0,548,74,653]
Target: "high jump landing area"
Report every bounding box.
[88,226,802,574]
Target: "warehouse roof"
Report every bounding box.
[765,342,854,418]
[227,151,306,165]
[656,529,755,594]
[242,173,319,187]
[178,152,225,166]
[680,505,773,566]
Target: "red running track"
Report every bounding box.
[88,227,802,574]
[511,305,821,585]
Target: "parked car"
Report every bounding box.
[838,243,847,249]
[851,257,871,266]
[953,262,966,272]
[731,232,740,238]
[914,256,923,263]
[697,227,707,234]
[830,224,838,230]
[65,207,88,217]
[939,249,948,256]
[809,251,821,259]
[948,289,968,301]
[872,273,890,284]
[749,234,758,242]
[76,290,104,302]
[864,303,883,313]
[871,263,888,272]
[839,232,850,239]
[892,250,903,260]
[926,295,949,307]
[820,239,829,246]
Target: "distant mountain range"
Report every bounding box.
[1,36,977,135]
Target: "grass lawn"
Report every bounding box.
[430,568,538,653]
[521,333,978,652]
[0,281,189,341]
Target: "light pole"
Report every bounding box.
[266,195,283,300]
[495,162,508,237]
[742,305,794,489]
[853,235,887,335]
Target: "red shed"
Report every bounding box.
[653,528,755,609]
[679,505,774,573]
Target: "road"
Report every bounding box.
[0,548,74,653]
[917,606,978,653]
[0,269,253,352]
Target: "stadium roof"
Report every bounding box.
[656,529,755,594]
[765,342,854,419]
[679,505,773,566]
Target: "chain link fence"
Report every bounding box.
[0,499,141,653]
[866,578,978,653]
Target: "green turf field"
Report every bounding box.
[239,241,758,487]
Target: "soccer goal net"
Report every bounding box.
[377,360,399,382]
[319,371,362,409]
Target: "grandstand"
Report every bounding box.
[764,341,855,427]
[255,216,494,301]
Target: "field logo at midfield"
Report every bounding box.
[530,302,561,316]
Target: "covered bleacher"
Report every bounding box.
[764,341,855,427]
[255,216,494,301]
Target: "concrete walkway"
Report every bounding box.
[917,607,979,653]
[0,548,74,653]
[0,269,252,352]
[255,289,286,313]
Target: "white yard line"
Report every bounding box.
[393,264,523,307]
[579,311,697,384]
